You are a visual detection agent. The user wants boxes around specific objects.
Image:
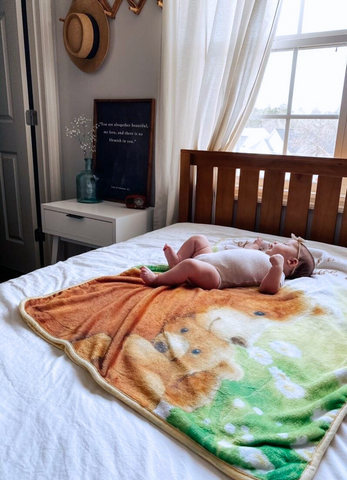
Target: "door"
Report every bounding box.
[0,0,38,273]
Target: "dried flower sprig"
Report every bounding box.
[65,114,99,158]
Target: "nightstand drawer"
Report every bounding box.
[43,208,113,247]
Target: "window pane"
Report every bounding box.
[302,0,347,34]
[254,51,293,112]
[288,119,338,156]
[275,0,301,36]
[234,120,286,155]
[292,47,347,115]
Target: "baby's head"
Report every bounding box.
[288,235,315,280]
[265,234,315,279]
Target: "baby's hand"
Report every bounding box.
[255,237,274,251]
[254,237,264,248]
[245,238,263,250]
[269,254,284,268]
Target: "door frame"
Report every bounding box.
[22,0,62,265]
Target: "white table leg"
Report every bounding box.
[51,236,60,264]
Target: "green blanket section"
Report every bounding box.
[166,314,347,479]
[141,264,169,272]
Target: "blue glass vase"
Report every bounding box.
[76,158,102,203]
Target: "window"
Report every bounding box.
[234,0,347,158]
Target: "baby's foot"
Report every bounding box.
[140,266,159,286]
[163,244,179,268]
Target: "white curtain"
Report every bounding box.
[154,0,282,229]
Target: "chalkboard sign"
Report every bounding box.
[93,99,154,203]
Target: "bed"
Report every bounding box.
[2,150,347,480]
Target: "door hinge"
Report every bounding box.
[34,228,45,243]
[26,109,38,126]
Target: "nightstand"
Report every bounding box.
[41,199,154,264]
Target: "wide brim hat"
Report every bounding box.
[63,0,109,73]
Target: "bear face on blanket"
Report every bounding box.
[115,314,244,412]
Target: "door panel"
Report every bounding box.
[0,0,38,273]
[0,13,13,119]
[0,153,23,241]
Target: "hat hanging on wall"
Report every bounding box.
[62,0,109,73]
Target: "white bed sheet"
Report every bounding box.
[1,223,346,480]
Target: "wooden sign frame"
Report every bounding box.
[93,99,155,203]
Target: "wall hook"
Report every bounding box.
[98,0,123,19]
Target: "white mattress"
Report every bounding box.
[1,223,346,480]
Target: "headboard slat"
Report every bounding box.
[339,194,347,246]
[259,171,285,234]
[215,167,235,227]
[195,165,214,224]
[284,173,312,238]
[236,170,259,231]
[311,176,342,244]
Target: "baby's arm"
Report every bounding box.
[259,254,284,295]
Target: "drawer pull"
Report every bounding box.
[66,214,85,220]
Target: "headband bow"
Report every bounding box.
[291,233,306,244]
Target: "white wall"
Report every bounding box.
[53,0,162,201]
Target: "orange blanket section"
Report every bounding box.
[24,268,309,412]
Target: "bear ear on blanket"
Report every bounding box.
[72,333,112,369]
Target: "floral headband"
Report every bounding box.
[290,233,306,276]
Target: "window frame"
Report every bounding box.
[248,30,347,157]
[272,29,347,158]
[235,18,347,211]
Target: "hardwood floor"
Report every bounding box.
[0,266,22,283]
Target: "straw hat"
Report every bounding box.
[63,0,109,73]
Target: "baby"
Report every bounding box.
[140,234,315,295]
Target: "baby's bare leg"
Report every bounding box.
[164,235,213,268]
[140,266,159,286]
[141,259,220,289]
[163,245,179,268]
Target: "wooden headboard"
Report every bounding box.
[178,150,347,247]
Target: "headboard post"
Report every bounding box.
[178,150,193,222]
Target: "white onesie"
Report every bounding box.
[195,249,285,289]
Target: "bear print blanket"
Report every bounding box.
[20,263,347,480]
